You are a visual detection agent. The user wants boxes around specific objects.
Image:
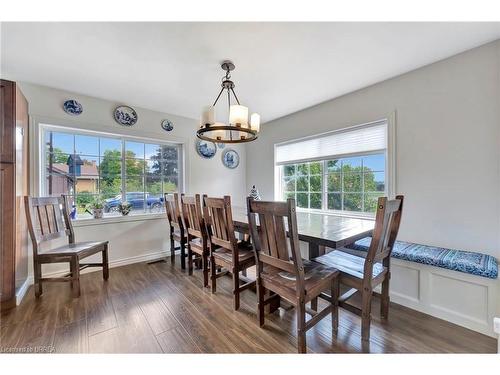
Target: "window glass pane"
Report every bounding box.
[362,153,385,172]
[79,156,99,175]
[284,177,295,192]
[160,145,179,161]
[163,176,178,193]
[283,192,295,201]
[364,171,385,192]
[45,174,74,196]
[100,175,121,196]
[145,143,161,159]
[364,193,383,213]
[124,191,145,213]
[296,176,308,191]
[327,193,341,210]
[342,157,362,171]
[100,156,122,176]
[45,131,74,154]
[310,193,322,209]
[343,173,362,192]
[102,193,122,215]
[163,160,178,176]
[309,162,322,175]
[125,158,145,176]
[327,173,341,192]
[76,176,98,194]
[344,193,363,212]
[75,192,97,218]
[46,152,72,174]
[75,134,99,156]
[296,193,308,208]
[296,163,308,176]
[309,175,322,192]
[145,176,162,196]
[125,141,144,159]
[126,176,144,193]
[327,160,340,172]
[283,165,295,176]
[100,138,121,157]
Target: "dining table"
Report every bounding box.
[230,206,375,259]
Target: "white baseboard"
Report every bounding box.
[22,249,170,300]
[15,278,31,305]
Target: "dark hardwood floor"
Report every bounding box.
[0,257,497,353]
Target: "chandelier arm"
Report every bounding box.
[230,88,241,105]
[212,87,225,107]
[227,88,233,141]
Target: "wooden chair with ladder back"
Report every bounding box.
[24,195,109,298]
[181,194,210,287]
[313,195,404,342]
[203,195,256,310]
[164,193,187,269]
[247,197,340,353]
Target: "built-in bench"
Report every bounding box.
[346,237,498,279]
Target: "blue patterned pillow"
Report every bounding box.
[346,237,498,279]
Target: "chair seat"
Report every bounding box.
[260,260,338,301]
[212,242,254,265]
[38,241,108,258]
[313,250,384,279]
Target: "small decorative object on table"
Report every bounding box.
[89,197,104,219]
[195,139,217,159]
[161,119,174,132]
[63,99,83,116]
[222,148,239,169]
[114,105,138,126]
[118,201,132,216]
[249,185,261,200]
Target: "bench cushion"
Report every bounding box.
[346,237,498,279]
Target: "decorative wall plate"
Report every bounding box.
[161,119,174,132]
[114,105,138,126]
[196,139,217,159]
[222,148,239,169]
[63,100,83,115]
[217,142,225,149]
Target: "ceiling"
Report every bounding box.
[2,22,500,123]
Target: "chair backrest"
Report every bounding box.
[203,195,238,253]
[181,194,205,239]
[24,195,74,256]
[246,197,304,284]
[366,195,404,267]
[164,193,183,232]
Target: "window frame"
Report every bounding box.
[39,124,184,221]
[274,116,396,219]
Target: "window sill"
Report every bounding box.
[296,208,376,220]
[72,213,167,227]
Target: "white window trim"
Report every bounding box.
[273,114,396,218]
[39,123,185,222]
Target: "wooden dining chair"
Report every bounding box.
[164,193,187,269]
[313,195,404,342]
[181,194,210,287]
[203,195,256,310]
[247,197,340,353]
[24,195,109,298]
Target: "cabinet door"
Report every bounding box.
[0,80,15,163]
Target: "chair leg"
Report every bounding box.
[34,261,43,298]
[381,274,390,319]
[180,240,186,270]
[187,245,194,276]
[170,236,176,263]
[71,257,81,298]
[310,297,318,311]
[202,252,209,287]
[210,256,217,293]
[332,278,339,333]
[257,280,265,327]
[361,288,372,341]
[102,245,109,280]
[232,267,240,310]
[297,301,307,353]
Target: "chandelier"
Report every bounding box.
[197,60,260,144]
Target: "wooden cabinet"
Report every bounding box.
[0,79,29,311]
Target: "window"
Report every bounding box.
[42,126,182,219]
[276,120,390,215]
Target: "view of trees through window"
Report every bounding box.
[281,153,385,213]
[44,129,180,218]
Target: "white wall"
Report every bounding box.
[19,82,247,277]
[246,40,500,259]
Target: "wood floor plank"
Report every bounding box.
[53,319,88,353]
[156,326,202,353]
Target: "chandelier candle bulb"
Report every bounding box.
[202,105,215,125]
[229,105,248,127]
[250,113,260,132]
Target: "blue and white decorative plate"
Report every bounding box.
[222,148,239,169]
[63,100,83,116]
[161,119,174,132]
[195,139,217,159]
[114,105,138,126]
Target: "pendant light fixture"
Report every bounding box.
[197,60,260,144]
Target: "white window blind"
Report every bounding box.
[275,120,387,165]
